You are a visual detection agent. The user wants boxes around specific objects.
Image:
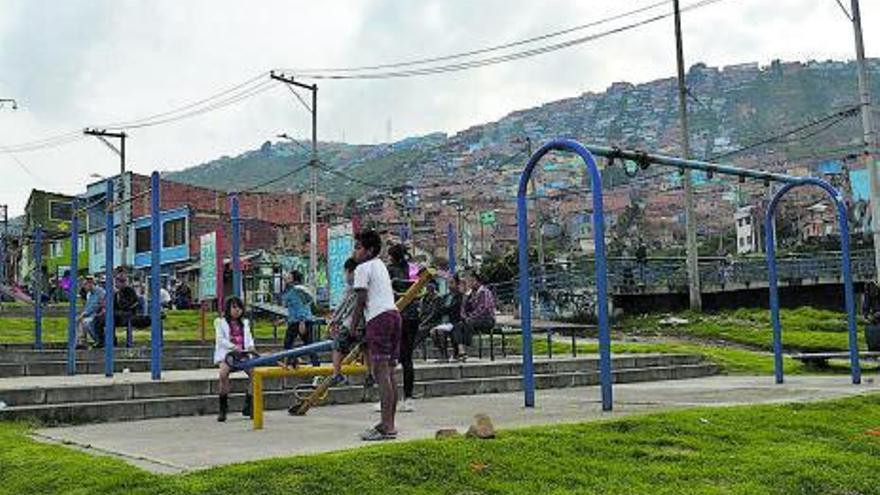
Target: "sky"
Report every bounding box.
[0,0,877,216]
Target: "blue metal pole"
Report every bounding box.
[447,222,456,275]
[832,189,861,384]
[150,172,162,380]
[231,195,242,299]
[765,177,861,385]
[517,162,536,408]
[104,181,115,377]
[67,202,79,375]
[33,227,43,350]
[516,138,613,410]
[764,188,787,384]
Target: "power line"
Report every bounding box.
[292,0,671,74]
[282,0,730,80]
[0,73,273,154]
[237,162,312,194]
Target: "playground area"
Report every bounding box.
[1,134,879,495]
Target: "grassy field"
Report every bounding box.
[0,310,284,344]
[2,394,880,494]
[530,338,811,375]
[620,306,862,352]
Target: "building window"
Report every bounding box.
[48,201,73,222]
[93,232,104,255]
[163,218,186,248]
[135,226,151,254]
[49,241,63,258]
[78,235,86,253]
[744,217,751,226]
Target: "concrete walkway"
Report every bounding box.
[32,375,880,474]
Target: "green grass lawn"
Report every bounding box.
[0,310,284,344]
[620,306,864,352]
[531,339,810,375]
[3,394,880,494]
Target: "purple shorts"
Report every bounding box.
[365,310,402,365]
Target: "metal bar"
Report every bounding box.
[67,206,78,375]
[517,138,614,410]
[766,178,861,384]
[104,180,115,377]
[231,195,242,298]
[571,331,576,357]
[252,372,264,429]
[235,340,334,371]
[547,330,552,359]
[584,145,802,184]
[489,325,495,361]
[33,227,42,350]
[150,172,162,380]
[447,223,456,274]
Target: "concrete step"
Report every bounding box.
[0,362,718,424]
[0,355,717,424]
[0,338,532,377]
[0,354,704,408]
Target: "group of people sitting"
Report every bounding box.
[212,229,497,442]
[75,270,175,348]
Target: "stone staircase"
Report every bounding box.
[0,353,718,425]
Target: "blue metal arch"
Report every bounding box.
[516,138,613,410]
[764,177,860,384]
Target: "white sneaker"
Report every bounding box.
[372,401,382,412]
[399,398,415,413]
[312,376,322,387]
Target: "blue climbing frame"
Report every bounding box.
[150,171,163,380]
[104,180,116,377]
[67,202,79,375]
[231,194,242,299]
[765,177,860,384]
[33,227,43,350]
[517,139,613,410]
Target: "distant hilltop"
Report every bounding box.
[167,58,879,202]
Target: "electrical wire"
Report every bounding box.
[291,0,671,74]
[282,0,729,80]
[0,73,273,153]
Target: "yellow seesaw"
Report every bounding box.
[251,268,434,430]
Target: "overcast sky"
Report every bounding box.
[0,0,877,216]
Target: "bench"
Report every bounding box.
[790,351,880,368]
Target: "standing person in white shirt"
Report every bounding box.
[350,230,401,441]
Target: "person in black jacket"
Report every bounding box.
[386,244,419,412]
[427,274,463,362]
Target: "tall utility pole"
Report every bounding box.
[673,0,702,310]
[0,205,7,285]
[1,100,15,284]
[84,128,128,269]
[849,0,880,282]
[271,72,319,296]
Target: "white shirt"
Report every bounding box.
[159,288,171,304]
[353,257,397,323]
[213,317,255,364]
